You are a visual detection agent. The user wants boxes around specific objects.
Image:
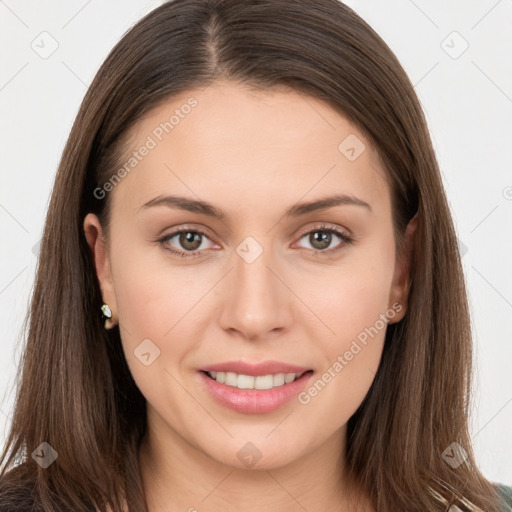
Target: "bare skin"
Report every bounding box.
[85,80,416,512]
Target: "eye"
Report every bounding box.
[158,223,353,259]
[295,224,353,255]
[158,228,216,258]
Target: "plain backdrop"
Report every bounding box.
[1,0,511,484]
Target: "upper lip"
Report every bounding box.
[200,360,312,377]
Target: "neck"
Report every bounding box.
[138,408,373,512]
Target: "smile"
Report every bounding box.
[198,363,315,414]
[204,370,309,390]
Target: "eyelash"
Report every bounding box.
[158,224,353,259]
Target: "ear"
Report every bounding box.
[83,213,117,328]
[387,212,418,324]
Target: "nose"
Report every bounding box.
[217,239,294,342]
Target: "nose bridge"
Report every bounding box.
[219,235,290,338]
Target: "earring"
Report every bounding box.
[101,303,113,329]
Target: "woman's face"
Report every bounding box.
[85,80,414,470]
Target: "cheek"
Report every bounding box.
[334,250,395,368]
[294,241,395,415]
[298,242,396,347]
[109,231,206,326]
[108,238,213,377]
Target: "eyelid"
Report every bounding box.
[295,222,352,240]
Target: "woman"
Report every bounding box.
[1,1,511,511]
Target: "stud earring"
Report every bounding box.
[101,303,113,329]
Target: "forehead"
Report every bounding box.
[110,80,389,219]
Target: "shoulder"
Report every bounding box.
[495,483,512,510]
[1,466,98,512]
[0,466,37,512]
[0,487,37,512]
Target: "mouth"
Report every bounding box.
[201,369,314,391]
[198,364,315,414]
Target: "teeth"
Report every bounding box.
[284,373,295,384]
[273,373,285,387]
[255,375,273,390]
[207,371,304,390]
[225,372,237,386]
[237,374,255,389]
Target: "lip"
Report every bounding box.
[200,360,312,376]
[198,368,315,414]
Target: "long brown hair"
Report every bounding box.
[0,1,504,510]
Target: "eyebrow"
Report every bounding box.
[139,193,372,219]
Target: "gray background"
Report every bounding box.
[1,0,511,483]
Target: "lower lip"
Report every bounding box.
[198,370,314,414]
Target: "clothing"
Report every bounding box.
[497,483,512,511]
